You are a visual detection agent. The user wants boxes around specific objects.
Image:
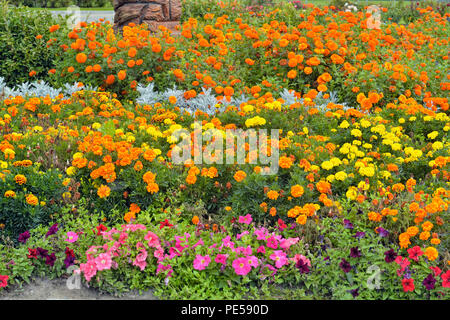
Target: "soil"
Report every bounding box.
[0,277,158,300]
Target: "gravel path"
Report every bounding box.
[0,277,157,300]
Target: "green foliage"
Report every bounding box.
[0,1,68,87]
[11,0,113,8]
[0,164,67,244]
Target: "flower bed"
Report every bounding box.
[0,1,449,300]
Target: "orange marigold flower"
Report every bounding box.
[287,70,297,79]
[186,174,197,184]
[118,70,127,80]
[316,181,331,194]
[267,190,279,200]
[279,156,293,169]
[290,185,304,198]
[233,170,246,182]
[296,214,307,225]
[97,185,110,198]
[146,182,159,194]
[76,53,87,64]
[422,221,433,232]
[143,171,156,184]
[423,247,438,261]
[269,207,277,216]
[406,226,419,237]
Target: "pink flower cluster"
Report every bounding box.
[79,224,163,282]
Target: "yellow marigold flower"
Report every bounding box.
[339,120,350,129]
[432,141,443,151]
[346,187,358,200]
[334,171,347,181]
[321,161,334,170]
[351,129,362,137]
[14,174,27,185]
[4,190,16,198]
[427,131,438,140]
[66,166,76,176]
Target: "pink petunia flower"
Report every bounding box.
[133,249,148,271]
[280,237,299,250]
[236,231,249,240]
[95,253,112,271]
[145,231,160,248]
[292,254,311,267]
[65,231,79,243]
[193,254,211,271]
[80,260,97,282]
[254,227,268,240]
[270,250,288,269]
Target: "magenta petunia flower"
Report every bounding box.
[257,246,266,254]
[407,246,423,262]
[238,214,252,225]
[215,254,228,265]
[266,236,278,249]
[193,254,211,271]
[246,255,259,268]
[65,231,79,243]
[441,270,450,288]
[402,278,414,292]
[232,257,251,276]
[0,275,9,288]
